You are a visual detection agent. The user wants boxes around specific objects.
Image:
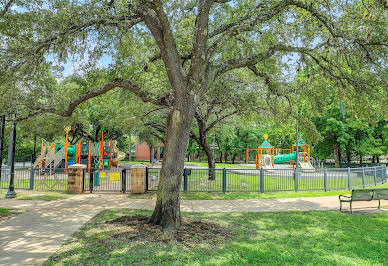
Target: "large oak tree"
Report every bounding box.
[1,0,386,228]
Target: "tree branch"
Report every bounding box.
[136,1,186,91]
[205,110,238,133]
[0,0,15,17]
[21,78,169,121]
[188,0,213,82]
[215,43,325,76]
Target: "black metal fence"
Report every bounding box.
[83,168,131,193]
[147,165,387,193]
[1,165,387,193]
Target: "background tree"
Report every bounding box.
[1,0,387,228]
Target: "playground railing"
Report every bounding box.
[147,164,387,193]
[1,164,386,193]
[32,168,69,191]
[83,167,130,193]
[0,166,32,189]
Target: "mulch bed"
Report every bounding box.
[106,214,236,247]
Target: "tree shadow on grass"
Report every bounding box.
[44,209,388,265]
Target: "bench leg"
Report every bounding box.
[378,200,381,209]
[340,201,342,211]
[350,201,353,214]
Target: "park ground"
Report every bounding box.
[0,192,387,265]
[45,209,388,265]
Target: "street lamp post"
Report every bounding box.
[6,114,17,198]
[0,115,5,180]
[295,112,299,171]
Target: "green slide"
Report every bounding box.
[274,152,297,164]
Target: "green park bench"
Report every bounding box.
[339,188,388,213]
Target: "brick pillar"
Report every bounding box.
[67,164,86,194]
[131,167,146,194]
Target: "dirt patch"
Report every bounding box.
[0,209,23,222]
[106,214,236,247]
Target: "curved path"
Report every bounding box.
[0,194,387,265]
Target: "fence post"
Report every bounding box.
[222,168,227,193]
[121,168,126,193]
[89,168,94,193]
[260,168,264,193]
[29,166,34,190]
[82,169,85,191]
[362,167,365,188]
[145,167,149,192]
[347,168,351,189]
[294,168,299,192]
[183,168,188,192]
[373,167,377,186]
[384,165,387,182]
[324,168,328,192]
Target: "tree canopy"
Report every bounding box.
[1,0,387,228]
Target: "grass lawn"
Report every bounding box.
[0,189,72,201]
[45,209,388,265]
[120,160,150,164]
[129,181,388,200]
[0,207,22,222]
[185,161,257,169]
[121,160,257,169]
[0,207,16,217]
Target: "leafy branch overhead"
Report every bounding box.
[1,0,386,229]
[1,0,386,119]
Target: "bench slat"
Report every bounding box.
[351,190,373,201]
[374,190,388,200]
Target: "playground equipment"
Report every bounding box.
[245,134,314,170]
[34,128,125,170]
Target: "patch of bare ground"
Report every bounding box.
[106,214,236,248]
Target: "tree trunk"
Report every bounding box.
[338,147,342,168]
[201,141,215,180]
[377,156,380,163]
[128,134,132,161]
[232,154,236,164]
[149,145,153,163]
[333,141,340,168]
[149,95,197,229]
[195,118,216,179]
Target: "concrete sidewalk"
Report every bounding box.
[0,194,387,265]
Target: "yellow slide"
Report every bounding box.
[112,141,126,167]
[34,157,44,168]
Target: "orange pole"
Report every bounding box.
[304,145,306,162]
[64,131,69,169]
[246,148,248,164]
[257,147,259,168]
[261,148,263,168]
[110,139,112,168]
[79,143,82,163]
[308,145,310,162]
[50,143,53,162]
[88,140,92,171]
[78,143,81,164]
[272,148,275,168]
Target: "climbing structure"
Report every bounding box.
[245,134,314,169]
[34,130,125,170]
